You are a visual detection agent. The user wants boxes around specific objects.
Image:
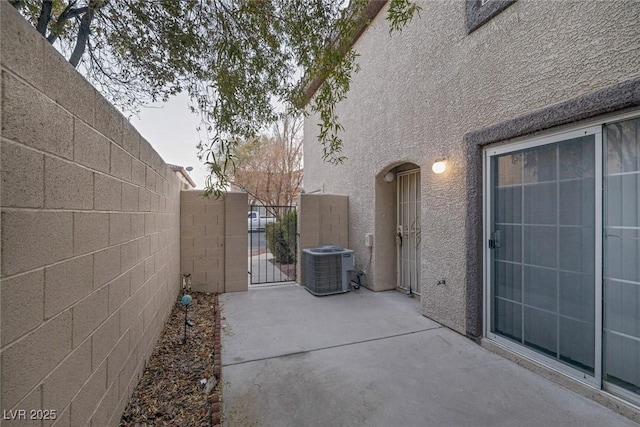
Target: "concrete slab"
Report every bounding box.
[221,284,637,427]
[248,254,291,285]
[221,284,436,363]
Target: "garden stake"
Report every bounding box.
[181,294,192,344]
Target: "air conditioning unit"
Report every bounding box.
[303,246,355,296]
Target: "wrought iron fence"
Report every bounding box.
[248,205,297,284]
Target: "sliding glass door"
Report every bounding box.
[485,116,640,405]
[486,128,600,382]
[603,118,640,399]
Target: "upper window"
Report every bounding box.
[466,0,517,34]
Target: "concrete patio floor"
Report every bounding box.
[248,253,291,285]
[220,284,636,427]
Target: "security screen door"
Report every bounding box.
[398,169,421,295]
[486,116,640,403]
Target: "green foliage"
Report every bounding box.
[387,0,422,34]
[265,210,298,264]
[281,210,298,258]
[15,0,420,199]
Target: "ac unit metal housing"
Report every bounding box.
[303,246,355,296]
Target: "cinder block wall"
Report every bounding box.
[1,4,181,426]
[180,190,248,294]
[297,193,349,286]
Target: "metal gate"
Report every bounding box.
[248,205,298,285]
[397,169,421,295]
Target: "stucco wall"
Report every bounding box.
[1,4,181,425]
[180,190,248,294]
[303,0,640,334]
[297,193,349,286]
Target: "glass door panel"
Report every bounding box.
[603,118,640,398]
[490,135,596,375]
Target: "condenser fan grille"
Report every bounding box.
[303,246,354,296]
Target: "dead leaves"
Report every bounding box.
[120,292,217,426]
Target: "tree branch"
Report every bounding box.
[86,38,135,85]
[36,0,53,36]
[69,0,109,67]
[69,12,92,67]
[47,2,86,44]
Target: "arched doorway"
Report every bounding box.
[374,162,421,294]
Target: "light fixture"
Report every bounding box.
[432,157,448,174]
[384,171,395,183]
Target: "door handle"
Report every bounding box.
[488,231,501,249]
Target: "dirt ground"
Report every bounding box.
[120,292,219,426]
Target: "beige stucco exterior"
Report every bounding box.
[303,0,640,335]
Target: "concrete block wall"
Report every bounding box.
[297,193,349,286]
[180,190,248,294]
[0,4,181,426]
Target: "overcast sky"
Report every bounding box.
[131,93,208,188]
[131,91,300,190]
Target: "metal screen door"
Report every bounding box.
[397,169,421,295]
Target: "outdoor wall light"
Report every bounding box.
[432,158,448,174]
[384,171,395,183]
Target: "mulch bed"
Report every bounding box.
[120,292,223,426]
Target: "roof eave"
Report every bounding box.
[168,163,197,188]
[303,0,388,102]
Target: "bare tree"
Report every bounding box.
[230,116,303,210]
